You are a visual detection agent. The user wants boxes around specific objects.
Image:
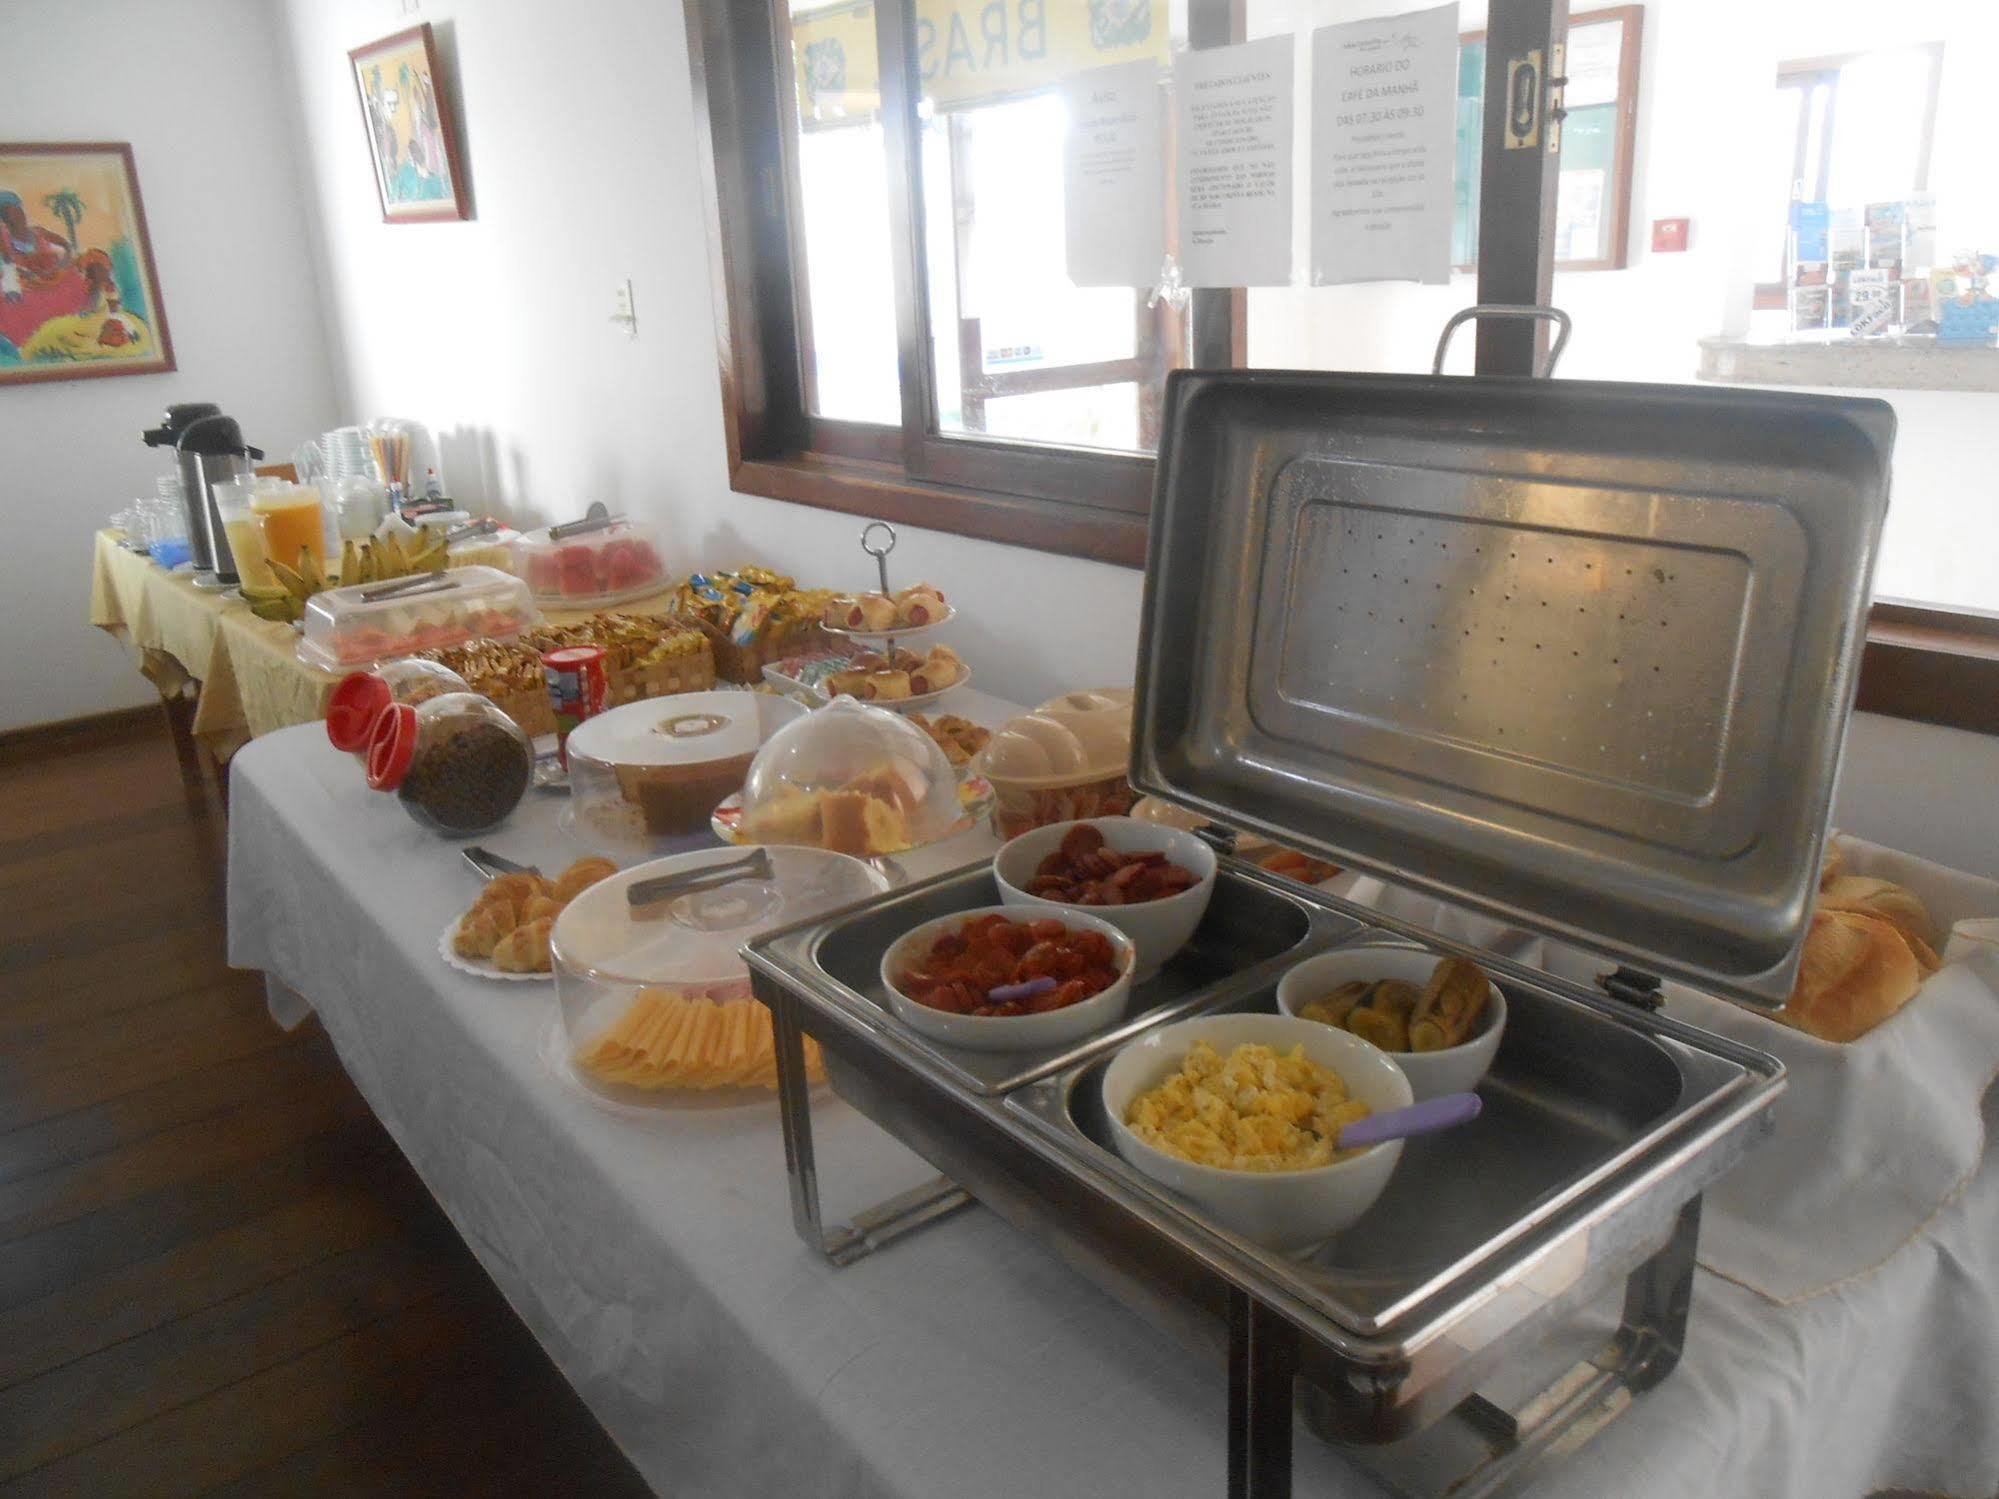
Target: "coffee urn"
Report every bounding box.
[141,403,221,564]
[175,414,264,585]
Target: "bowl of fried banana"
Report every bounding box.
[1276,943,1505,1101]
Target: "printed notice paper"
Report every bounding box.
[1063,61,1166,288]
[1310,4,1457,286]
[1176,36,1295,287]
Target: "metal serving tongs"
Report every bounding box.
[462,845,540,881]
[548,511,626,541]
[441,517,501,546]
[360,571,459,603]
[625,848,773,910]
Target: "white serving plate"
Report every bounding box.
[818,602,957,642]
[761,658,971,713]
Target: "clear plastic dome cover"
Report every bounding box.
[553,846,887,1104]
[738,696,961,857]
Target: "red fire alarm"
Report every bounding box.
[1651,218,1691,253]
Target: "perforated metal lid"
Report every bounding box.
[1133,371,1894,1009]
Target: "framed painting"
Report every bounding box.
[349,23,469,223]
[0,142,174,386]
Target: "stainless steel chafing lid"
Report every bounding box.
[1132,370,1894,1010]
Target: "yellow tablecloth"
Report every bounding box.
[89,530,675,760]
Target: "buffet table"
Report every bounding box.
[89,530,677,762]
[225,700,1999,1499]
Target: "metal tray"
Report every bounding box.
[1135,370,1894,1010]
[802,862,1349,1096]
[745,861,1783,1461]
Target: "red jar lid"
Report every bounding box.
[366,702,419,790]
[541,645,608,668]
[327,672,393,752]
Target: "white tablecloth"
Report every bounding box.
[226,698,1999,1499]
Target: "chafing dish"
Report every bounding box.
[744,366,1894,1496]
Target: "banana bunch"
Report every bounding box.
[337,530,449,586]
[242,545,327,623]
[239,531,448,624]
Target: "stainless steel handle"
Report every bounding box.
[462,845,537,880]
[549,512,624,540]
[1432,304,1572,379]
[359,574,455,603]
[625,848,774,908]
[442,517,499,545]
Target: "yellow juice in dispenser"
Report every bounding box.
[223,513,274,589]
[252,485,326,574]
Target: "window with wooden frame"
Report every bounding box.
[1752,43,1943,311]
[1454,5,1643,273]
[687,0,1996,738]
[688,0,1575,568]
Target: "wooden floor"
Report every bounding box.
[0,716,652,1498]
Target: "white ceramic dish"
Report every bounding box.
[992,816,1218,982]
[1101,1012,1412,1253]
[1275,943,1506,1101]
[879,903,1135,1053]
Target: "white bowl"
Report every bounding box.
[1102,1013,1411,1253]
[879,904,1136,1053]
[1275,944,1506,1101]
[992,816,1218,982]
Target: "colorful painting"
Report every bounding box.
[350,23,468,223]
[0,143,173,386]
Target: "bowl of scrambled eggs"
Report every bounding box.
[1102,1013,1412,1252]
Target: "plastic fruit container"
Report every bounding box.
[567,691,807,846]
[365,690,534,836]
[553,846,887,1108]
[515,518,668,608]
[737,696,962,856]
[973,687,1136,839]
[297,565,538,671]
[325,657,470,759]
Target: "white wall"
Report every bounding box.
[5,0,342,732]
[270,0,1147,709]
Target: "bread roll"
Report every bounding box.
[1780,908,1923,1043]
[1818,874,1937,950]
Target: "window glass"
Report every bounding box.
[1554,5,1993,614]
[789,1,901,424]
[914,3,1184,453]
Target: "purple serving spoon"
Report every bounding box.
[1337,1091,1483,1149]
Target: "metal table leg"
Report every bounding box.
[769,992,971,1267]
[1228,1288,1298,1499]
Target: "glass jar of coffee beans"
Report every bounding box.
[366,691,533,836]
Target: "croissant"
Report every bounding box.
[553,856,619,903]
[1818,838,1846,889]
[492,917,555,973]
[520,894,564,926]
[476,872,549,914]
[452,900,517,959]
